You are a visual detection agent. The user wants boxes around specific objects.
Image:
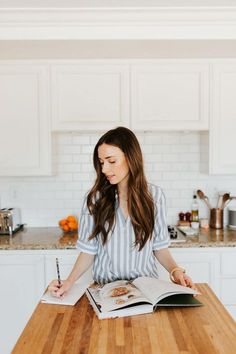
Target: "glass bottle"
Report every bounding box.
[191,195,199,222]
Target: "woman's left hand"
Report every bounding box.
[172,270,197,291]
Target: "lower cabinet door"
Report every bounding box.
[157,249,220,296]
[0,253,45,354]
[44,251,93,289]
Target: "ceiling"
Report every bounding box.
[0,0,236,9]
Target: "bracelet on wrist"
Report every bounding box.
[169,266,186,283]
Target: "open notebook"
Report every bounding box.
[41,278,91,306]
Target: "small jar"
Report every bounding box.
[185,212,192,222]
[179,212,185,221]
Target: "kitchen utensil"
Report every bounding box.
[210,208,223,229]
[217,191,229,209]
[221,193,230,209]
[223,196,236,209]
[197,190,211,209]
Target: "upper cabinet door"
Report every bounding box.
[51,63,130,131]
[131,62,209,131]
[210,62,236,174]
[0,63,51,176]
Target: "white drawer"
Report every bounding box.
[221,278,236,304]
[221,252,236,276]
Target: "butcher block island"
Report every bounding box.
[1,227,236,353]
[12,284,236,354]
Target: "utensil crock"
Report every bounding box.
[210,208,223,229]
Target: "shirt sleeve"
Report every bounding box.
[152,186,170,250]
[76,199,98,255]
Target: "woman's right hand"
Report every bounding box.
[48,279,73,298]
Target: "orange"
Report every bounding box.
[68,221,78,230]
[59,219,67,226]
[62,224,70,232]
[67,215,77,222]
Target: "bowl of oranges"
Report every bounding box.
[59,215,79,233]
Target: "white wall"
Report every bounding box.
[0,131,236,226]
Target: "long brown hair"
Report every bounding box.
[87,127,155,251]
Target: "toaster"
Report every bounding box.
[0,208,22,235]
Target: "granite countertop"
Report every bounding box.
[0,227,78,250]
[0,226,236,250]
[170,227,236,248]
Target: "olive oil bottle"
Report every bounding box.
[191,195,199,222]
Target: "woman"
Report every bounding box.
[49,127,194,297]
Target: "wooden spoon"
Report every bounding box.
[197,189,212,209]
[221,193,230,209]
[223,196,236,209]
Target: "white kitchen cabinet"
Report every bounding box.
[220,250,236,320]
[131,61,209,131]
[210,62,236,174]
[157,248,220,295]
[51,62,129,131]
[158,247,236,320]
[0,62,51,176]
[0,251,45,354]
[44,250,92,286]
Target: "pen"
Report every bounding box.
[56,258,61,288]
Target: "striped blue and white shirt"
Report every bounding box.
[77,184,170,284]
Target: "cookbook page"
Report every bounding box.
[88,280,151,312]
[133,277,198,305]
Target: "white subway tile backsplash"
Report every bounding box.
[65,182,83,191]
[153,145,172,153]
[81,163,94,172]
[73,172,93,181]
[147,172,163,182]
[144,134,163,145]
[163,154,180,163]
[162,172,180,181]
[90,135,101,144]
[58,145,81,155]
[1,131,236,226]
[72,135,90,145]
[57,164,82,173]
[82,145,94,154]
[63,200,84,210]
[145,154,163,163]
[55,173,73,182]
[82,181,94,190]
[73,154,93,163]
[57,155,73,164]
[153,163,172,172]
[55,191,73,199]
[142,145,153,154]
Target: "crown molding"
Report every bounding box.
[1,7,236,40]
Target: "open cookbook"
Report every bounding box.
[86,276,203,319]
